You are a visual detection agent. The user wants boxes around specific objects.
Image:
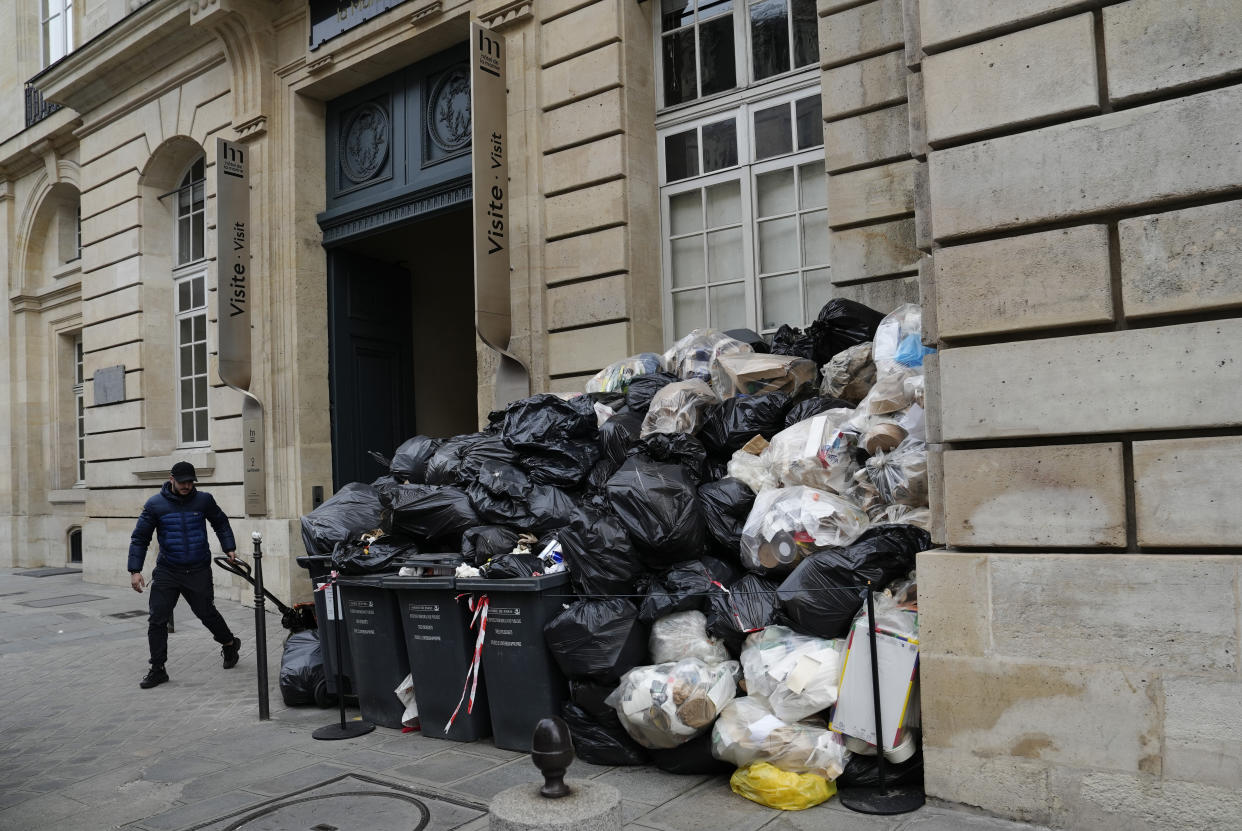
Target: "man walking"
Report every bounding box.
[128,461,242,689]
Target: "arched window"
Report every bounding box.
[174,157,209,446]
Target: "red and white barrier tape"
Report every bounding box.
[445,593,489,734]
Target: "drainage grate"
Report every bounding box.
[16,567,83,577]
[17,594,106,608]
[109,610,148,619]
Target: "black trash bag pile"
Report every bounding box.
[299,482,385,556]
[559,507,646,597]
[544,597,649,684]
[626,371,680,412]
[698,477,755,557]
[776,524,930,639]
[638,556,740,624]
[783,395,854,429]
[330,532,420,574]
[478,552,543,579]
[699,393,793,459]
[504,394,601,488]
[279,630,326,706]
[607,454,705,568]
[705,572,782,652]
[380,483,480,548]
[389,435,443,483]
[461,525,520,566]
[599,409,645,465]
[562,701,651,766]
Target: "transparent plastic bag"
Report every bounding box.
[586,353,665,394]
[855,367,917,415]
[663,329,753,382]
[739,486,870,577]
[711,695,849,780]
[727,446,779,493]
[856,577,919,640]
[870,504,931,529]
[650,610,731,665]
[730,762,834,811]
[763,410,857,493]
[606,658,741,749]
[865,439,928,507]
[711,353,817,400]
[872,304,934,377]
[739,626,844,721]
[820,342,876,404]
[640,379,719,437]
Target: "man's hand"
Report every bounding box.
[225,550,237,563]
[130,573,145,593]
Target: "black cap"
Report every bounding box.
[171,461,197,483]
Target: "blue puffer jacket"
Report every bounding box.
[128,481,236,572]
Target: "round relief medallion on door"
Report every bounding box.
[341,102,391,183]
[426,66,471,153]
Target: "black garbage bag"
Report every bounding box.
[545,597,649,684]
[599,409,645,465]
[607,456,705,567]
[390,435,444,484]
[300,482,384,555]
[770,324,816,362]
[570,679,620,722]
[838,747,924,789]
[425,433,516,486]
[478,552,543,579]
[502,393,598,450]
[562,702,650,766]
[520,440,600,488]
[382,484,480,546]
[279,630,326,706]
[650,731,734,775]
[560,507,646,597]
[586,456,620,492]
[526,483,578,534]
[776,524,931,639]
[699,393,793,458]
[638,556,740,624]
[808,298,885,364]
[625,371,680,412]
[466,460,535,526]
[632,433,709,483]
[330,533,420,574]
[461,525,521,566]
[698,477,755,556]
[784,395,854,428]
[705,572,781,653]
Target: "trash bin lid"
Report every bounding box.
[455,571,572,592]
[381,574,456,590]
[335,574,388,587]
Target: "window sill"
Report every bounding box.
[131,451,216,481]
[52,262,81,280]
[48,488,87,504]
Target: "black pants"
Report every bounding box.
[148,563,234,668]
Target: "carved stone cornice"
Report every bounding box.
[306,53,335,75]
[479,0,534,29]
[409,0,443,25]
[9,280,81,314]
[189,0,278,142]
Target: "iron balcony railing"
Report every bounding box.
[25,82,62,128]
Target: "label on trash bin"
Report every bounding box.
[406,602,443,641]
[485,607,523,647]
[321,582,337,621]
[346,599,377,635]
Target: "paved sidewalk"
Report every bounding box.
[0,568,1047,831]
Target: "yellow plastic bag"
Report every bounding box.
[729,762,835,811]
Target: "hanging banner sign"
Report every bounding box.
[216,137,266,516]
[470,22,530,409]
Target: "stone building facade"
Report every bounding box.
[0,0,1239,827]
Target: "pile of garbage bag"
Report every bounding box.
[297,298,937,807]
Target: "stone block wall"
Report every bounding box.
[904,0,1242,827]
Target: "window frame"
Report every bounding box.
[40,0,75,67]
[172,156,210,449]
[72,334,85,485]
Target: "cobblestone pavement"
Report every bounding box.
[0,568,1049,831]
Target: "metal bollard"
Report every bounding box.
[252,531,270,720]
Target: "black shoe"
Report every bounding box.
[222,637,242,669]
[140,666,169,689]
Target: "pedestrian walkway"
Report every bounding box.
[0,568,1049,831]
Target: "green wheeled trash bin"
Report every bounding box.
[454,572,573,752]
[337,575,411,730]
[384,574,493,742]
[296,555,354,703]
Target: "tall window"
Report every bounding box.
[657,0,824,339]
[174,158,209,445]
[73,335,85,484]
[41,0,74,66]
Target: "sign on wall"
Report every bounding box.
[216,138,267,516]
[470,22,530,409]
[310,0,412,50]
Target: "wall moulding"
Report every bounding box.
[479,0,534,29]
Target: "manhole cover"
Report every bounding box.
[17,594,105,608]
[16,567,82,577]
[109,610,148,619]
[182,773,485,831]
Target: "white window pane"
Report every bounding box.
[661,0,694,32]
[191,220,204,262]
[754,103,793,160]
[192,182,205,211]
[181,378,193,407]
[804,267,831,317]
[709,282,746,330]
[195,377,208,409]
[192,279,205,309]
[665,130,699,182]
[670,190,703,235]
[702,118,738,172]
[673,289,706,333]
[178,219,191,265]
[699,0,733,21]
[178,280,192,312]
[182,412,195,443]
[798,162,826,209]
[179,318,192,345]
[705,180,741,228]
[761,272,801,330]
[178,186,191,215]
[758,216,799,273]
[179,345,193,377]
[193,314,206,341]
[195,410,209,442]
[707,227,744,282]
[801,210,828,266]
[698,14,737,98]
[671,236,705,288]
[47,13,65,63]
[756,168,796,217]
[194,343,207,375]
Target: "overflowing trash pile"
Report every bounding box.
[300,299,934,811]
